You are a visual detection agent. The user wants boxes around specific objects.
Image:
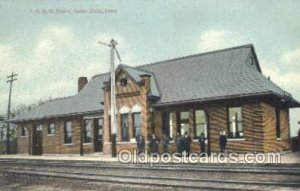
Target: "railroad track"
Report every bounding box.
[0,158,300,190]
[2,166,300,191]
[0,159,299,175]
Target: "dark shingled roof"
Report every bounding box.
[11,74,109,122]
[11,44,299,122]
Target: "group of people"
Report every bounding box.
[136,130,228,156]
[137,133,170,155]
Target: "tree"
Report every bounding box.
[10,97,53,117]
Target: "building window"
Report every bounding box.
[228,107,243,138]
[169,113,173,138]
[195,110,206,138]
[162,112,173,138]
[64,121,72,144]
[133,113,141,138]
[84,119,92,143]
[36,124,43,131]
[120,78,127,87]
[95,118,103,140]
[121,114,129,141]
[179,111,190,135]
[48,123,55,135]
[275,108,281,139]
[21,127,29,136]
[162,112,169,137]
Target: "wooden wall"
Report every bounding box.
[150,101,291,154]
[262,102,290,152]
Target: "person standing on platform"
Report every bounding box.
[162,133,170,154]
[175,132,182,156]
[183,132,192,157]
[149,133,159,154]
[219,130,228,157]
[198,132,206,157]
[136,134,145,155]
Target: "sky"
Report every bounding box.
[0,0,300,136]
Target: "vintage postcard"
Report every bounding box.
[0,0,300,190]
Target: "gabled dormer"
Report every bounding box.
[103,64,160,101]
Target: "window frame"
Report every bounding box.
[36,124,43,131]
[132,112,141,138]
[121,113,129,142]
[120,78,128,87]
[227,107,244,139]
[95,118,103,140]
[162,112,170,138]
[194,110,207,139]
[169,113,174,139]
[83,119,92,144]
[64,121,72,144]
[179,111,190,135]
[21,126,29,137]
[47,123,56,135]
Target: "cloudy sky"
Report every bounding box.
[0,0,300,135]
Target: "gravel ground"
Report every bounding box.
[6,164,299,182]
[0,174,70,191]
[0,173,179,191]
[1,173,298,191]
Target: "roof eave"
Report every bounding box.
[152,91,294,107]
[284,98,300,108]
[9,110,103,123]
[270,92,300,108]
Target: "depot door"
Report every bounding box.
[94,118,103,152]
[32,125,43,155]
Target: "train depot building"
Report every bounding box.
[11,44,300,155]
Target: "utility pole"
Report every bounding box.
[6,72,18,154]
[110,39,117,157]
[98,39,121,157]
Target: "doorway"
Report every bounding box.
[32,124,43,155]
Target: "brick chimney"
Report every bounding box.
[78,77,88,92]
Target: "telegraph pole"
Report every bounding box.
[98,39,121,157]
[110,39,117,157]
[6,72,18,154]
